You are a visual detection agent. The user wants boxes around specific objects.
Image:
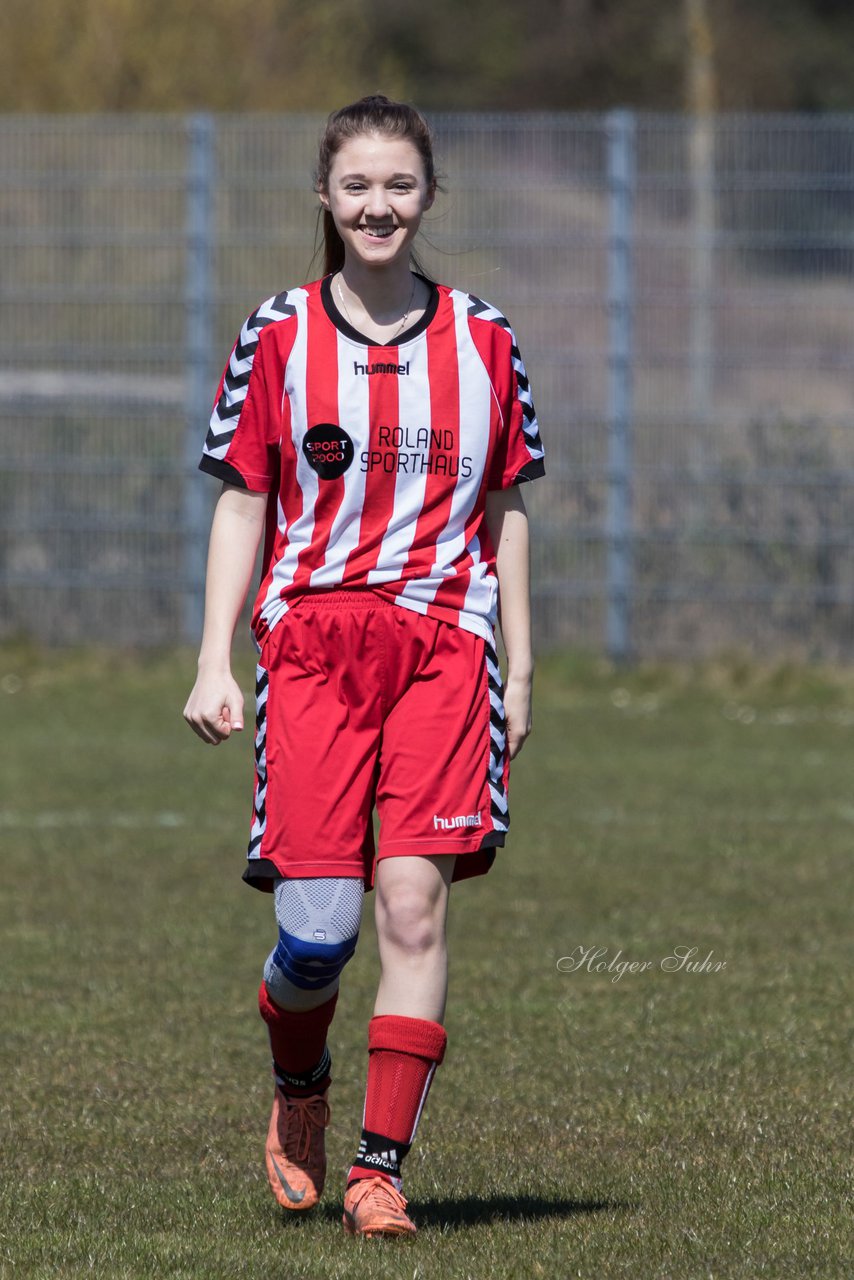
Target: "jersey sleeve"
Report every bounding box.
[199,301,286,492]
[487,322,545,491]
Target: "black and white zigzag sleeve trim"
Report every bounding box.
[202,291,298,463]
[465,294,544,462]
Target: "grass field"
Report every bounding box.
[1,641,851,1279]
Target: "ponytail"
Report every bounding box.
[319,209,346,278]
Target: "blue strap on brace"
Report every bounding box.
[271,928,359,990]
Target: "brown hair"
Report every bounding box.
[313,94,438,278]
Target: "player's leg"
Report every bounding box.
[261,875,365,1210]
[343,610,507,1238]
[249,595,385,1212]
[343,854,452,1238]
[372,852,454,1022]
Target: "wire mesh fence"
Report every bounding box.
[1,112,853,658]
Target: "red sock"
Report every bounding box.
[258,981,338,1095]
[347,1014,447,1188]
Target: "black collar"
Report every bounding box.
[321,273,439,347]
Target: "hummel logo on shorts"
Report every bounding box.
[433,811,482,830]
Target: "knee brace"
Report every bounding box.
[263,876,364,1010]
[272,930,357,990]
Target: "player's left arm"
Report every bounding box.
[485,485,533,759]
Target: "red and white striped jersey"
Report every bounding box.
[200,276,545,645]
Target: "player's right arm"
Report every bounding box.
[183,482,268,745]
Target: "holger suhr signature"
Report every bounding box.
[557,945,727,983]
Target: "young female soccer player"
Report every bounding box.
[183,95,545,1239]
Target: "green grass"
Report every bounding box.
[1,642,852,1279]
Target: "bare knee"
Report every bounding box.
[376,881,445,957]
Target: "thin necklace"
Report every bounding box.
[336,274,417,341]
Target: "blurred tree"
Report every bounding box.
[2,0,854,111]
[712,0,854,111]
[0,0,371,110]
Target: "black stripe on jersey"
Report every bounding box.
[269,290,298,316]
[242,858,279,890]
[483,637,509,836]
[205,293,298,459]
[203,422,236,450]
[212,396,243,421]
[233,336,255,362]
[510,457,547,485]
[466,295,504,325]
[220,369,252,395]
[247,662,269,860]
[464,293,544,457]
[198,455,254,489]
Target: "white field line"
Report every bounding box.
[0,370,184,405]
[0,810,206,829]
[3,805,853,831]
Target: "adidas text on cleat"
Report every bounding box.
[265,1087,330,1211]
[342,1176,417,1238]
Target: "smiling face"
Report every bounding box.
[318,133,435,272]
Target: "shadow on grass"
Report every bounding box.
[403,1193,633,1228]
[311,1192,633,1229]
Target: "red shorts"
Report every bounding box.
[244,588,509,891]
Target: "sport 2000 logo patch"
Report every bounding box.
[302,424,355,479]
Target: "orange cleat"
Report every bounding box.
[264,1087,330,1211]
[342,1176,417,1238]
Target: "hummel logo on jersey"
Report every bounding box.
[433,810,482,830]
[354,361,410,376]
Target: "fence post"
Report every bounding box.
[687,0,716,432]
[183,112,215,644]
[605,109,635,665]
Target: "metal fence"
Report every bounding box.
[1,112,853,659]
